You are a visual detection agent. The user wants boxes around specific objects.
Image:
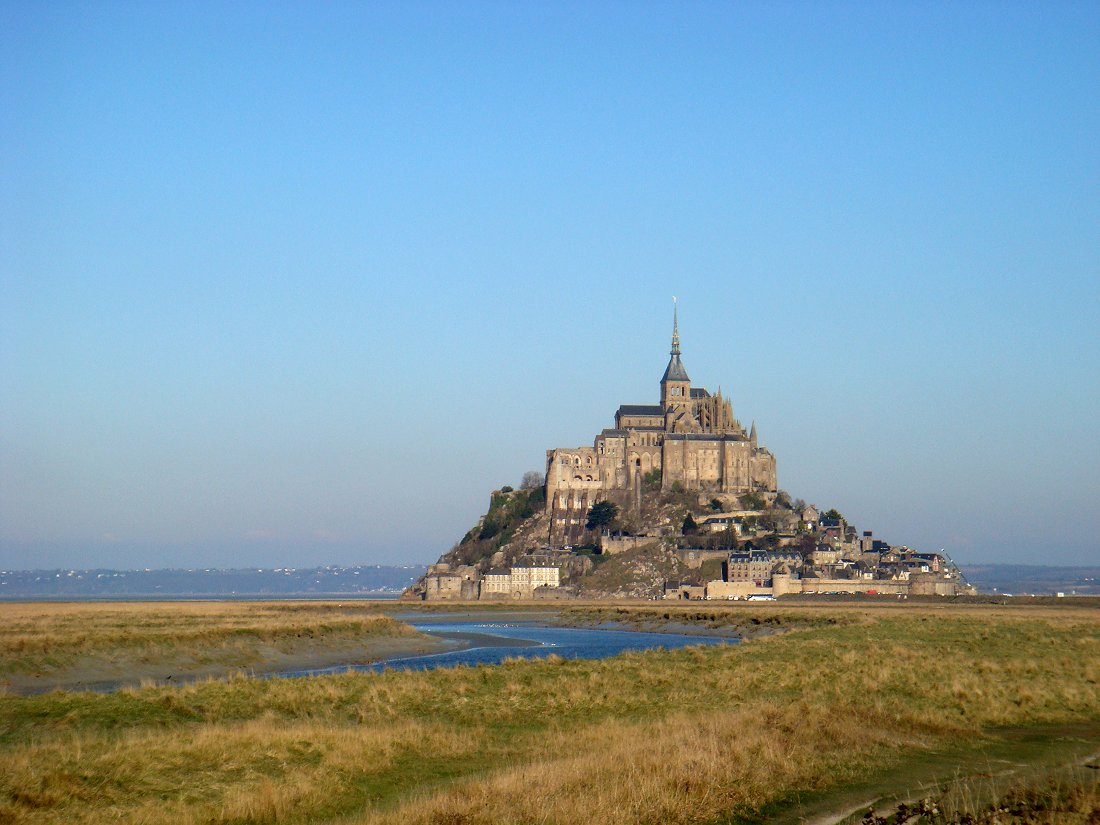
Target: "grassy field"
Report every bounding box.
[1,601,1098,824]
[0,601,435,693]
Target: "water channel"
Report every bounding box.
[277,619,734,679]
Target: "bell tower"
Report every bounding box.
[660,300,691,411]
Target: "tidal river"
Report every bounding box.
[276,619,734,679]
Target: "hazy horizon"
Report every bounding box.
[3,3,1097,570]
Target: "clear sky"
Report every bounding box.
[2,1,1097,570]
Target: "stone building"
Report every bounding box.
[479,563,560,600]
[725,548,774,586]
[422,563,479,600]
[545,308,778,546]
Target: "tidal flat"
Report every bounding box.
[1,600,1099,824]
[0,600,449,694]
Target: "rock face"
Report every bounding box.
[405,484,740,601]
[574,543,684,600]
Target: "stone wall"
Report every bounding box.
[704,580,773,600]
[801,578,908,596]
[600,534,659,556]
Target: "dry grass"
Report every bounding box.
[0,601,423,690]
[1,602,1098,824]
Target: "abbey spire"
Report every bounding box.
[671,300,681,356]
[660,301,691,393]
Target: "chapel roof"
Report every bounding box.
[617,404,664,417]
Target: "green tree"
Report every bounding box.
[681,513,699,535]
[739,492,765,510]
[586,500,619,531]
[823,508,844,521]
[477,518,501,541]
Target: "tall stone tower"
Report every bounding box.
[660,303,691,411]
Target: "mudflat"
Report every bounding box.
[0,600,450,694]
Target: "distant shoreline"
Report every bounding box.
[0,592,406,603]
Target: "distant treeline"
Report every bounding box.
[0,565,427,598]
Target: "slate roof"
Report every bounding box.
[617,405,664,417]
[664,433,747,442]
[661,354,691,383]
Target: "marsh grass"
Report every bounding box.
[0,601,421,688]
[1,603,1098,824]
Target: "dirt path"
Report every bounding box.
[762,723,1100,825]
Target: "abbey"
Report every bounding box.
[546,310,777,546]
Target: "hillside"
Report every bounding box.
[406,482,812,599]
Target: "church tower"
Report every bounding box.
[660,302,691,411]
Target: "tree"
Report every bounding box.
[586,500,619,531]
[823,508,844,521]
[520,471,543,490]
[739,492,765,510]
[722,526,739,550]
[477,518,501,541]
[681,513,699,535]
[797,533,816,560]
[758,508,783,533]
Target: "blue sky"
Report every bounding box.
[2,1,1097,569]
